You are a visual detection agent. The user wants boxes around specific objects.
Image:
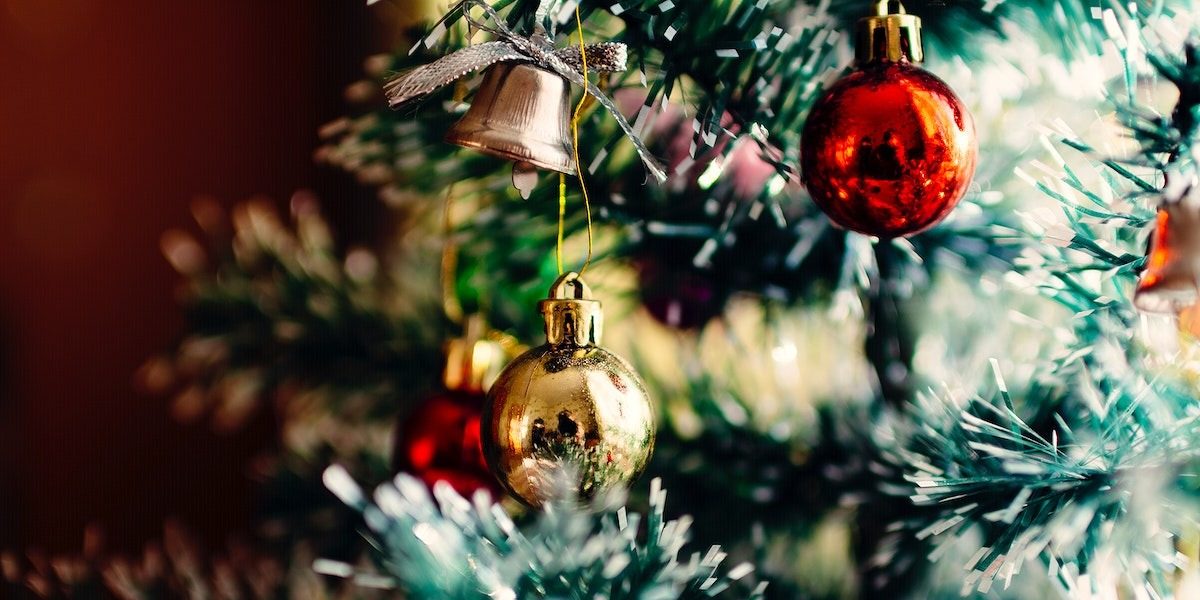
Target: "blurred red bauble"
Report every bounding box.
[392,317,510,496]
[800,2,976,238]
[393,390,497,495]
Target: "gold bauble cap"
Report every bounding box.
[857,0,923,63]
[538,272,604,346]
[442,315,508,393]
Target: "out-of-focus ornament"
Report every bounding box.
[393,317,509,495]
[1179,302,1200,338]
[481,272,655,507]
[1135,197,1200,314]
[637,256,722,329]
[800,0,977,238]
[384,0,665,192]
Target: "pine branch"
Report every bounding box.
[325,0,1073,335]
[869,31,1200,596]
[1123,43,1200,172]
[2,523,338,599]
[147,197,443,431]
[881,373,1200,596]
[318,466,766,598]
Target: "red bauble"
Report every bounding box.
[801,61,977,238]
[393,390,498,495]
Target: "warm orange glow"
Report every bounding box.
[1179,301,1200,338]
[1138,209,1173,290]
[1133,204,1200,314]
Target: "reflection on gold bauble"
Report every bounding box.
[481,272,655,507]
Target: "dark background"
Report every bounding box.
[0,0,401,553]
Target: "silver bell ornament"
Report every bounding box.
[381,0,667,197]
[448,60,578,199]
[481,272,655,507]
[444,61,576,196]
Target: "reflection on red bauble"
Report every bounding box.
[393,390,498,495]
[801,61,977,238]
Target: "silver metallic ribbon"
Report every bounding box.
[384,0,666,182]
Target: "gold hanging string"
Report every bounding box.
[557,173,567,274]
[572,6,595,276]
[555,7,596,277]
[441,185,465,324]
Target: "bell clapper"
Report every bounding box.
[513,161,539,199]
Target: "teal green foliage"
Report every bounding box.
[320,466,766,599]
[324,0,1027,331]
[874,36,1200,596]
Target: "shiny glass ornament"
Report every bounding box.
[637,257,722,329]
[801,0,977,238]
[481,272,655,507]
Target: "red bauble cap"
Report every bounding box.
[800,1,977,238]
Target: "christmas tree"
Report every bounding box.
[10,0,1200,598]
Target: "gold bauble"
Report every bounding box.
[481,272,655,507]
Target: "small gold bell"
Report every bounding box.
[1135,200,1200,313]
[481,272,655,507]
[446,61,576,183]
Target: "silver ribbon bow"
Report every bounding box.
[384,0,666,182]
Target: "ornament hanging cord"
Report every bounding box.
[441,185,464,324]
[556,6,594,276]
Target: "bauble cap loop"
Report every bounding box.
[548,271,593,300]
[539,272,603,346]
[857,0,923,64]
